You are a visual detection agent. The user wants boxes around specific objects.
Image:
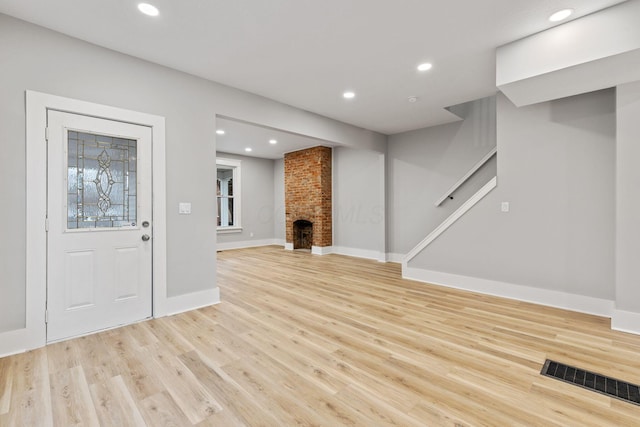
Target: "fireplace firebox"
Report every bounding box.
[293,220,313,250]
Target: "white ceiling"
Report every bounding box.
[216,117,336,160]
[0,0,628,156]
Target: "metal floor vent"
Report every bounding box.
[541,359,640,406]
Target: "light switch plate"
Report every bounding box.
[179,202,192,214]
[501,202,510,213]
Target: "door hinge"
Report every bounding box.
[45,310,48,324]
[45,217,49,232]
[45,127,49,141]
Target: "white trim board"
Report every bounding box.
[217,239,284,251]
[434,147,497,207]
[283,243,331,254]
[159,288,220,318]
[611,310,640,335]
[312,246,334,255]
[386,253,405,264]
[218,242,386,262]
[405,177,497,264]
[377,152,387,261]
[403,267,615,318]
[4,90,170,357]
[332,246,386,262]
[216,157,242,230]
[0,328,34,358]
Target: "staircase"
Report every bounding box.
[403,147,497,269]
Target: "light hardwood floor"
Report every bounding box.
[1,246,640,426]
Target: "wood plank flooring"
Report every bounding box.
[2,245,640,426]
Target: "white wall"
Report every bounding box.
[217,147,385,255]
[614,80,640,332]
[497,0,640,107]
[216,153,276,247]
[409,90,616,303]
[333,147,385,260]
[387,96,497,256]
[274,159,285,242]
[0,14,385,339]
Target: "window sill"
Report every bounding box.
[217,227,243,234]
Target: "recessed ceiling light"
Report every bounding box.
[269,139,278,144]
[408,96,418,103]
[245,147,252,152]
[343,91,355,99]
[216,129,225,135]
[549,9,573,22]
[417,63,433,72]
[138,3,159,17]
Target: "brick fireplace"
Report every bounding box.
[284,146,332,251]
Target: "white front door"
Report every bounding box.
[46,110,153,342]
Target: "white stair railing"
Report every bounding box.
[434,147,497,207]
[404,176,497,265]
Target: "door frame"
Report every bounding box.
[25,90,167,349]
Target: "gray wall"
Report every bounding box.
[216,152,275,244]
[387,96,497,255]
[409,90,615,300]
[0,14,385,334]
[274,159,285,242]
[616,80,640,312]
[0,15,214,325]
[333,147,385,254]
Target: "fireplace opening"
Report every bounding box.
[293,220,313,250]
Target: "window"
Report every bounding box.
[67,131,137,229]
[217,158,241,232]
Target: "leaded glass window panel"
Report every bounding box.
[67,130,137,229]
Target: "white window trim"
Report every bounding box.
[217,227,243,234]
[216,157,241,232]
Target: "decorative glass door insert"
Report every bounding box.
[67,130,137,229]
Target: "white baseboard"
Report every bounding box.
[612,309,640,335]
[312,245,333,255]
[156,287,220,318]
[0,328,36,358]
[333,246,386,262]
[0,287,222,357]
[283,244,334,256]
[217,238,283,251]
[386,253,405,263]
[404,266,615,318]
